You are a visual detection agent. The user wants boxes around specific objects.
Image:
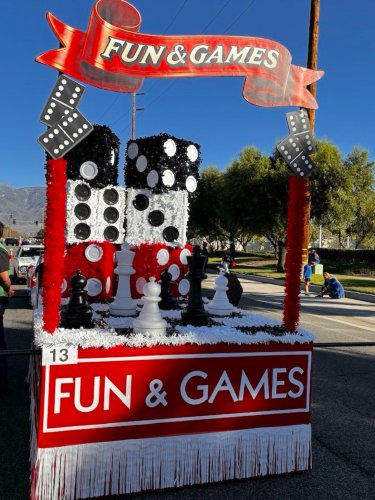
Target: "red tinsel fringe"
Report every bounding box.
[42,159,67,333]
[283,176,309,332]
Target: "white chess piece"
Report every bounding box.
[110,242,137,316]
[207,268,234,316]
[133,277,167,334]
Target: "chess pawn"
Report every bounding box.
[60,270,93,329]
[110,242,137,316]
[207,268,234,316]
[133,277,167,335]
[159,270,178,310]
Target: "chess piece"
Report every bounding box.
[159,270,178,310]
[110,242,137,316]
[181,245,209,326]
[207,268,234,316]
[60,270,93,329]
[133,277,167,335]
[226,272,243,307]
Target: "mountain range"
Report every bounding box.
[0,184,46,235]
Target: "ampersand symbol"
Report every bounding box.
[166,44,187,66]
[145,379,168,407]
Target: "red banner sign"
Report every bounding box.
[36,0,323,109]
[38,343,312,448]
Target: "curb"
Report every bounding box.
[206,268,375,305]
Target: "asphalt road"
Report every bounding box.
[0,277,374,500]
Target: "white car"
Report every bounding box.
[27,255,44,308]
[13,245,44,283]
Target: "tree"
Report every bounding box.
[309,140,355,247]
[188,166,226,244]
[344,148,375,248]
[36,227,45,238]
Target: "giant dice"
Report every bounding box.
[130,243,192,299]
[66,180,125,244]
[63,242,116,302]
[125,133,200,195]
[125,188,188,247]
[64,125,120,188]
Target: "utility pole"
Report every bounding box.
[302,0,320,263]
[131,92,145,140]
[306,0,320,135]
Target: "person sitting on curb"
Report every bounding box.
[303,260,313,296]
[316,272,345,299]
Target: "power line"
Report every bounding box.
[99,1,190,128]
[201,0,233,34]
[162,0,190,34]
[223,0,258,34]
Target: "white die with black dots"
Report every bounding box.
[66,180,126,244]
[125,188,189,247]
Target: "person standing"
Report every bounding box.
[0,222,15,392]
[308,248,320,264]
[303,261,313,295]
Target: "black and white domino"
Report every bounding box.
[39,75,85,127]
[277,135,316,178]
[286,109,316,153]
[38,109,93,159]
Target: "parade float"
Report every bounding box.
[30,1,323,498]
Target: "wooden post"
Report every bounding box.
[131,92,136,140]
[302,0,320,264]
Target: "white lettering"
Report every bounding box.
[54,378,74,414]
[264,49,279,69]
[103,375,132,410]
[100,37,125,59]
[225,46,252,64]
[74,376,100,413]
[238,369,270,400]
[190,45,209,65]
[272,368,287,399]
[208,370,238,403]
[121,42,145,63]
[180,370,208,405]
[248,47,267,65]
[205,46,225,65]
[139,45,167,65]
[288,367,305,398]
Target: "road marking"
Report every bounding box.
[303,313,375,336]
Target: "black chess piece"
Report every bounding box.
[226,272,243,307]
[60,270,93,329]
[159,270,178,310]
[181,245,209,326]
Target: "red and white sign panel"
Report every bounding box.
[36,0,323,109]
[38,343,312,448]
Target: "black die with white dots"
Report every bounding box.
[124,133,200,195]
[64,125,120,188]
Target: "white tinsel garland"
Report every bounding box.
[33,307,315,349]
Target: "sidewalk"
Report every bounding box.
[207,268,375,304]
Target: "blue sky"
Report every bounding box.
[1,0,374,187]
